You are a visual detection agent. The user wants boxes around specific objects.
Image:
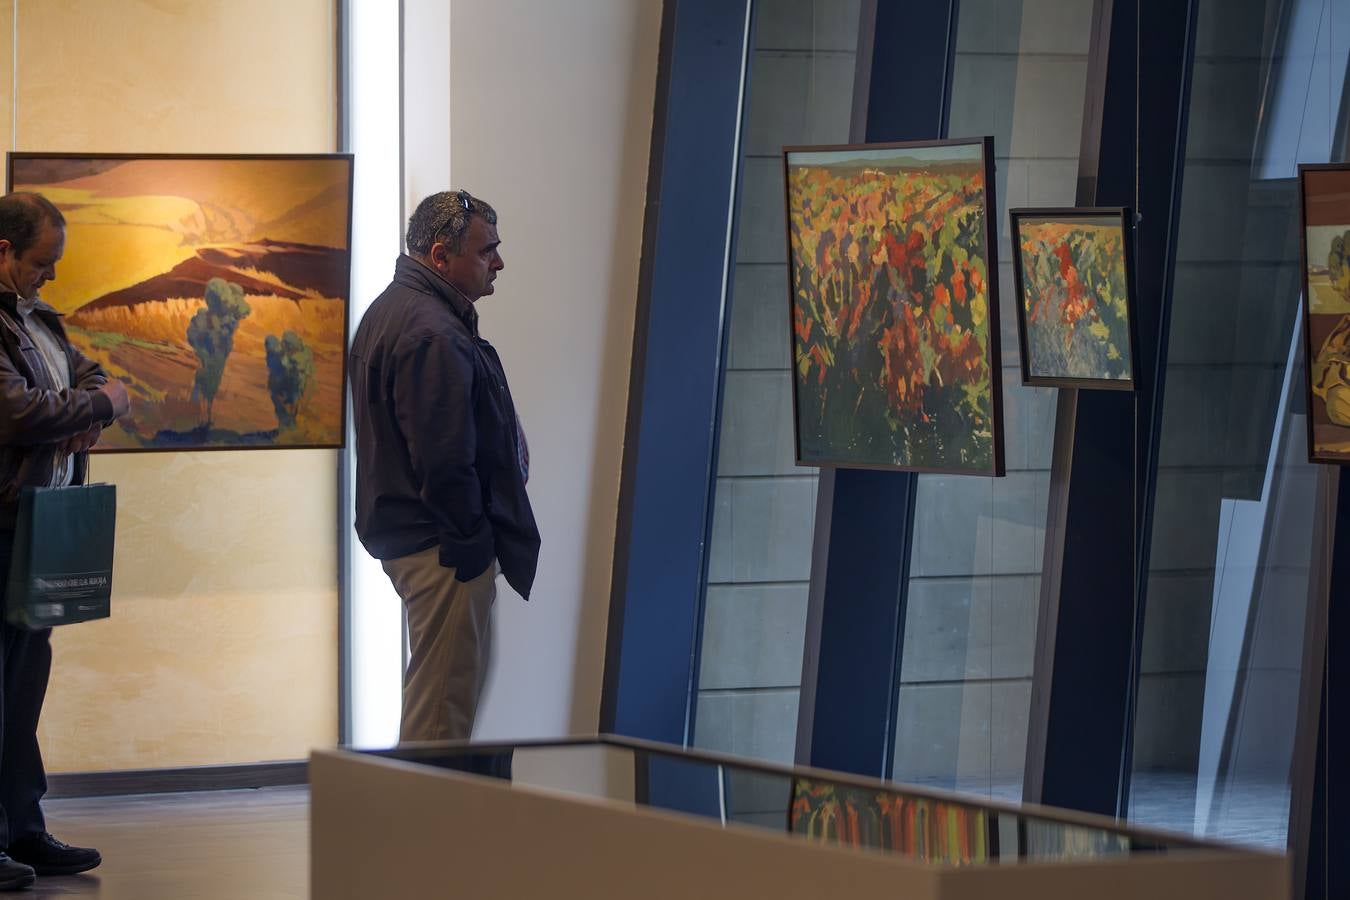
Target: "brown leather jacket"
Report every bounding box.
[0,292,114,527]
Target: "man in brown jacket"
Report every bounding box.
[0,193,129,891]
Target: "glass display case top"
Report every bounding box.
[358,735,1244,867]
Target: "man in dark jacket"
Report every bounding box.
[349,190,539,743]
[0,193,130,890]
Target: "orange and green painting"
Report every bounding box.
[786,141,1003,475]
[788,778,990,865]
[1013,213,1134,385]
[9,154,352,451]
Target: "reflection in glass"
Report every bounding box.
[361,738,1215,867]
[1127,0,1346,849]
[893,0,1092,802]
[789,778,991,864]
[1021,818,1132,861]
[694,0,863,766]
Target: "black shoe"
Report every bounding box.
[0,854,34,890]
[8,832,100,876]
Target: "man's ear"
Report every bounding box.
[0,239,12,260]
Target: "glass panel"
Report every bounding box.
[892,0,1093,801]
[1128,0,1350,850]
[693,0,863,765]
[362,737,1229,865]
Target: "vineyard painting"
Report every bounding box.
[1009,208,1136,389]
[788,777,990,864]
[8,154,353,451]
[1299,164,1350,463]
[785,139,1004,476]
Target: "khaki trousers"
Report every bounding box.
[381,546,496,742]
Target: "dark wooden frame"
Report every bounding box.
[1296,161,1350,466]
[5,151,356,454]
[1008,206,1140,391]
[782,135,1005,477]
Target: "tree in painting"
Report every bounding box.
[265,330,315,431]
[187,278,251,427]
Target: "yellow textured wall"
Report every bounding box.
[2,0,339,771]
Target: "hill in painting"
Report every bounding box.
[77,241,350,313]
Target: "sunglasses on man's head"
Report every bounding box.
[427,192,476,249]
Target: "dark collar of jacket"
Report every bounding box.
[392,254,480,337]
[0,291,64,328]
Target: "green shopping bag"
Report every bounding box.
[5,483,115,629]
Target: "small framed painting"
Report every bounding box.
[1009,207,1138,390]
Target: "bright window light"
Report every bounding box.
[346,0,404,749]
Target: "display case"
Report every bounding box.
[310,735,1287,899]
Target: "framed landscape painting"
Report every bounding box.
[1299,163,1350,464]
[784,137,1004,476]
[8,153,354,452]
[1009,207,1138,390]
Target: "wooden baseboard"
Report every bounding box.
[46,760,308,798]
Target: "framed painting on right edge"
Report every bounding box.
[1009,207,1138,390]
[1299,163,1350,464]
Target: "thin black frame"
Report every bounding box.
[1008,206,1140,392]
[782,135,1005,477]
[5,151,356,454]
[1297,162,1350,466]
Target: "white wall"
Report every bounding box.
[396,0,661,738]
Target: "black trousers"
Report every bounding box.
[0,534,49,847]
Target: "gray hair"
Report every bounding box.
[0,193,65,255]
[406,190,498,255]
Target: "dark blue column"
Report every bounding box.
[796,0,960,779]
[600,0,751,743]
[1298,470,1350,900]
[1023,0,1196,815]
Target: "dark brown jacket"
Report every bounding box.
[348,256,540,598]
[0,292,113,526]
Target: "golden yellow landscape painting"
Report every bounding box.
[9,154,353,451]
